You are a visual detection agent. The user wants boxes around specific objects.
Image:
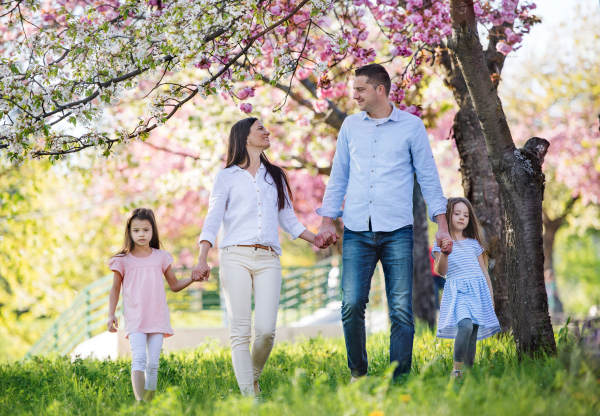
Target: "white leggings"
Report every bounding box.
[129,332,164,391]
[220,246,282,396]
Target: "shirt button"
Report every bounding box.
[258,203,260,205]
[371,170,374,172]
[370,201,372,203]
[375,141,377,142]
[371,186,373,188]
[259,227,261,229]
[257,190,259,192]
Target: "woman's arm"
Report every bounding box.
[478,254,495,308]
[433,252,449,276]
[192,240,212,281]
[165,265,195,292]
[107,271,123,332]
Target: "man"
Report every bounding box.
[315,64,452,380]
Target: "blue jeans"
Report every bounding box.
[341,224,415,378]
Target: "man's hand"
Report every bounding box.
[191,260,210,282]
[435,230,453,255]
[317,217,339,247]
[314,233,340,249]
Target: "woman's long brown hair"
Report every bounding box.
[446,197,488,264]
[113,208,162,257]
[226,117,293,210]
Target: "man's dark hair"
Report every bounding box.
[355,64,391,95]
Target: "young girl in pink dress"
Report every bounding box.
[107,208,197,403]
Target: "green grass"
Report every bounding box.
[1,326,599,416]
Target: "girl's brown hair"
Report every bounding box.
[113,208,162,257]
[446,197,488,263]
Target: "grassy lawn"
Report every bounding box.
[1,325,599,415]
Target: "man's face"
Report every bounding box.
[352,76,385,112]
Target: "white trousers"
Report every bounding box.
[129,332,164,391]
[220,246,282,396]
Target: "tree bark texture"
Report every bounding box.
[412,176,437,328]
[440,50,510,331]
[449,0,556,356]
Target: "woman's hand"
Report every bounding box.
[107,315,118,333]
[192,260,210,282]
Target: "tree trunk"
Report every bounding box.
[439,30,511,332]
[542,214,562,275]
[412,176,437,328]
[449,0,556,356]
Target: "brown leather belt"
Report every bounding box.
[237,244,272,251]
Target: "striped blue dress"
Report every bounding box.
[432,238,500,340]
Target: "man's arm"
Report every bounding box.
[316,121,351,246]
[434,213,453,254]
[412,121,452,253]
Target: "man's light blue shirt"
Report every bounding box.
[316,104,447,232]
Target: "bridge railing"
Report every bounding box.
[26,255,385,357]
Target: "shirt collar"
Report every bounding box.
[226,163,265,173]
[362,103,400,123]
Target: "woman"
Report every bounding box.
[192,117,327,397]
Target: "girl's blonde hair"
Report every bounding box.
[446,197,488,263]
[113,208,162,257]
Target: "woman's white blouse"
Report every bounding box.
[199,164,307,256]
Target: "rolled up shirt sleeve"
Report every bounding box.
[278,191,307,240]
[198,174,228,247]
[316,121,350,219]
[411,121,447,223]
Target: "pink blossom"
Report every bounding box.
[504,28,522,44]
[404,105,422,117]
[406,14,423,25]
[271,5,282,16]
[473,3,485,16]
[313,99,329,113]
[496,40,513,55]
[237,87,255,100]
[441,24,452,36]
[239,103,253,114]
[358,31,369,41]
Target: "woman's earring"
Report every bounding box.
[246,140,249,145]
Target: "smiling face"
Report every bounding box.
[450,202,470,236]
[130,218,153,248]
[246,120,271,151]
[352,75,387,113]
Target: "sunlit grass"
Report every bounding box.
[1,325,599,415]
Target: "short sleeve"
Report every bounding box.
[475,241,485,257]
[109,256,125,277]
[431,241,441,260]
[162,250,174,273]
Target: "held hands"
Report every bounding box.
[440,238,453,255]
[191,261,210,282]
[107,315,118,333]
[436,229,453,255]
[315,222,339,249]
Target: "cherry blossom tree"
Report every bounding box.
[2,0,543,339]
[502,4,600,278]
[448,0,555,356]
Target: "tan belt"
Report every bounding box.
[237,244,272,251]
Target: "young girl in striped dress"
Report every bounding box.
[432,197,500,379]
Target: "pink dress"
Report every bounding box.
[109,248,175,339]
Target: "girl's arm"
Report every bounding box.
[478,254,495,308]
[433,252,449,276]
[107,271,123,332]
[165,265,195,292]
